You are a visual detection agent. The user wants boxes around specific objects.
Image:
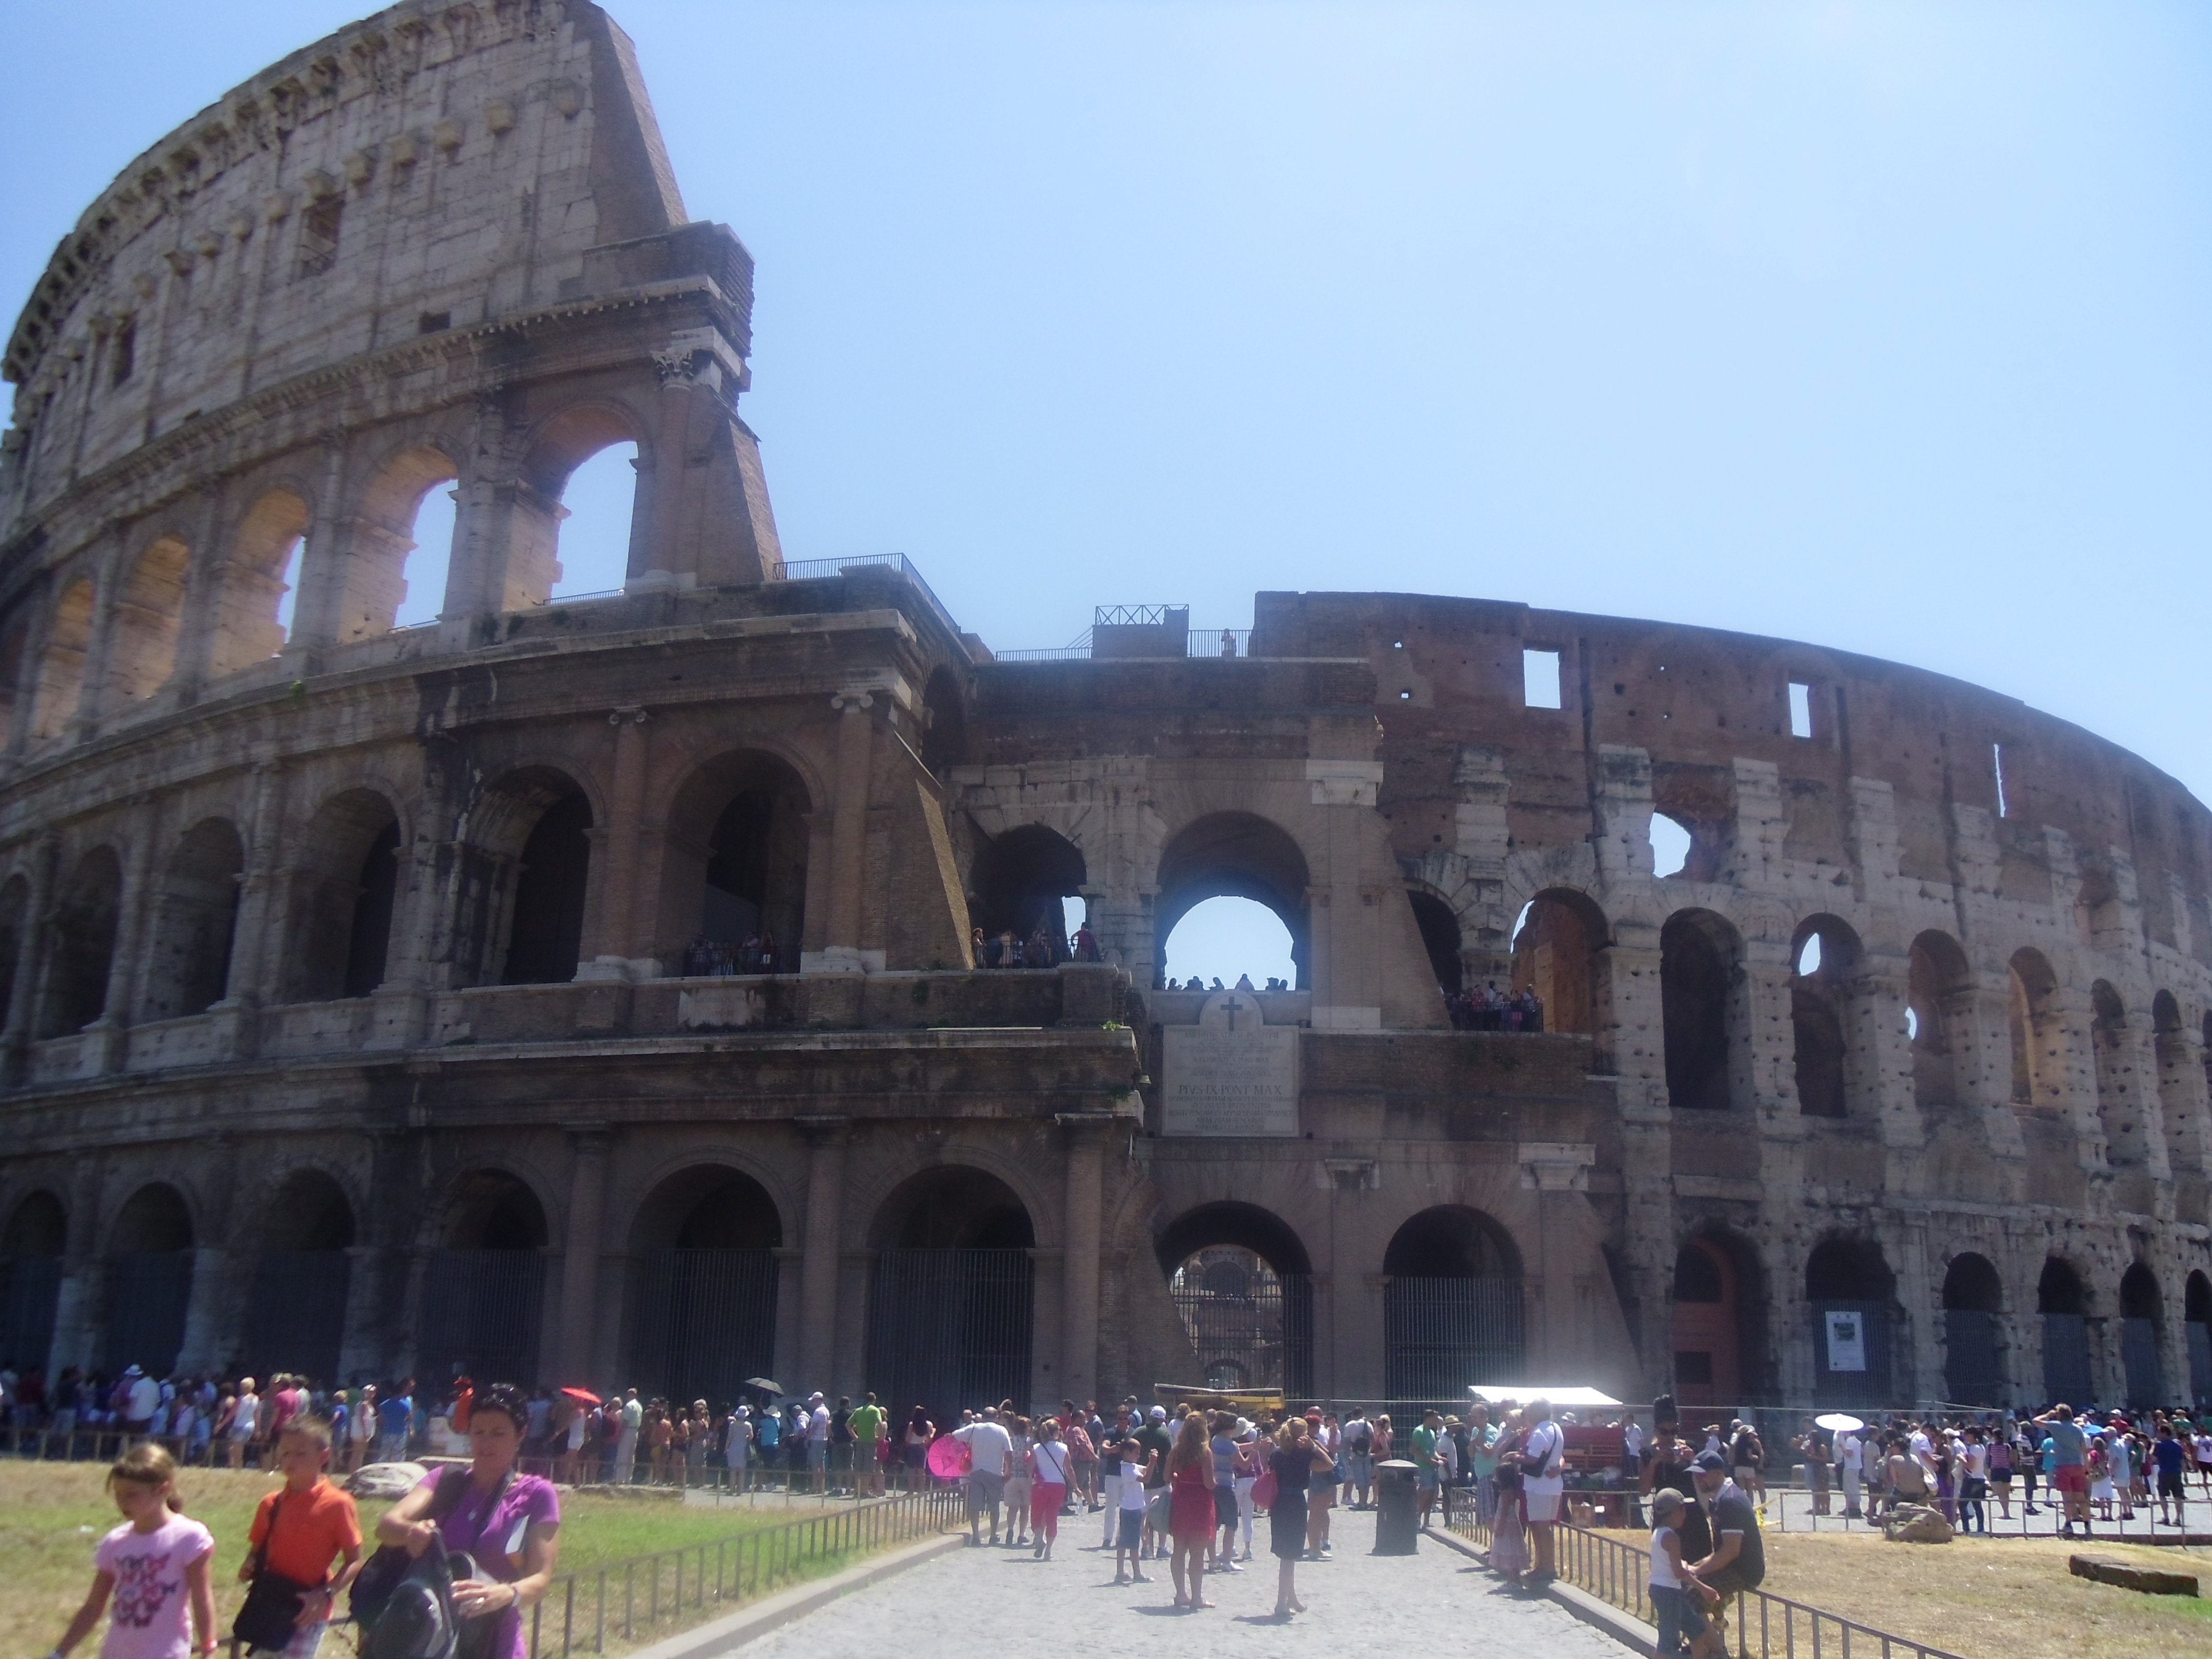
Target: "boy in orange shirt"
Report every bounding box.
[236,1418,363,1658]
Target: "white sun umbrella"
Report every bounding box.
[1814,1413,1865,1432]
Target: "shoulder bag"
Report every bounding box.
[233,1493,321,1653]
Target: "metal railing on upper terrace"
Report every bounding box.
[1444,1503,1974,1659]
[992,626,1256,663]
[764,553,967,648]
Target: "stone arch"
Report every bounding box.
[446,766,595,988]
[240,1169,355,1386]
[623,1164,783,1408]
[920,664,966,775]
[342,441,460,637]
[1154,1201,1314,1395]
[38,845,122,1037]
[1155,811,1312,991]
[2090,979,2151,1168]
[1940,1251,2005,1406]
[420,1167,550,1387]
[2008,948,2065,1109]
[864,1165,1036,1423]
[2038,1254,2095,1404]
[30,577,96,738]
[1661,907,1743,1110]
[1509,887,1608,1039]
[969,823,1084,958]
[108,534,191,700]
[1804,1234,1899,1405]
[103,1181,195,1378]
[2186,1269,2212,1407]
[2151,991,2204,1175]
[282,787,403,1002]
[509,401,651,607]
[1381,1205,1526,1398]
[0,1188,67,1373]
[1907,930,1973,1114]
[2118,1260,2163,1409]
[661,747,815,974]
[209,488,310,676]
[140,817,244,1021]
[1789,914,1863,1118]
[1671,1229,1763,1407]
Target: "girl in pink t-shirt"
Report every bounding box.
[46,1444,216,1659]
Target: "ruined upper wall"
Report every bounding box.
[2,0,699,509]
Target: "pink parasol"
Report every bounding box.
[926,1433,971,1480]
[560,1387,603,1408]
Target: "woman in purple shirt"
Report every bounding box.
[375,1384,561,1659]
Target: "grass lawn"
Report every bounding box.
[1748,1525,2212,1659]
[0,1463,864,1659]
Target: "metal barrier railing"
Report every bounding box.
[1445,1499,1974,1659]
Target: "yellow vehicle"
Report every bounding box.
[1151,1382,1287,1418]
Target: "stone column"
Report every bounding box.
[47,1155,107,1374]
[281,441,353,663]
[367,747,451,1047]
[210,762,287,1058]
[813,690,875,973]
[557,1127,613,1382]
[580,707,652,975]
[1522,1145,1598,1378]
[795,1116,849,1390]
[1056,1114,1114,1409]
[1,834,55,1080]
[88,796,162,1072]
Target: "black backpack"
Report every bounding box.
[352,1529,460,1659]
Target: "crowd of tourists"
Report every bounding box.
[971,920,1100,968]
[0,1366,439,1468]
[680,931,793,976]
[1445,982,1546,1031]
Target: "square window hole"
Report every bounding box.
[1523,648,1562,709]
[1789,681,1813,738]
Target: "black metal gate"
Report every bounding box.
[1384,1278,1524,1401]
[627,1249,778,1407]
[1943,1309,2002,1406]
[866,1249,1032,1423]
[2188,1320,2211,1408]
[241,1251,350,1385]
[1169,1271,1313,1395]
[418,1249,545,1386]
[2043,1312,2093,1405]
[105,1252,194,1377]
[1809,1301,1891,1406]
[2120,1316,2161,1408]
[0,1256,61,1372]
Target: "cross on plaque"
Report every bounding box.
[1218,994,1248,1031]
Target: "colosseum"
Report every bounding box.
[1,0,2206,1426]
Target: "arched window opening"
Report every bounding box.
[2185,1270,2211,1407]
[518,411,642,608]
[1155,812,1310,992]
[1941,1253,2005,1407]
[211,490,310,676]
[422,1171,547,1386]
[1161,898,1295,991]
[104,1184,194,1378]
[1908,931,1972,1114]
[1,1190,67,1377]
[2151,992,2199,1175]
[242,1172,354,1386]
[141,819,244,1021]
[2008,949,2062,1108]
[687,759,810,976]
[1790,916,1862,1118]
[1406,890,1463,996]
[969,824,1086,967]
[38,847,121,1037]
[865,1167,1035,1426]
[31,579,96,739]
[1509,890,1606,1038]
[0,876,27,1037]
[2091,981,2147,1166]
[2038,1257,2093,1405]
[354,446,460,635]
[502,793,593,986]
[626,1167,782,1408]
[109,537,190,700]
[1804,1237,1897,1406]
[1156,1202,1314,1395]
[1671,1235,1754,1407]
[283,791,401,1003]
[920,666,966,775]
[1649,812,1693,879]
[2119,1262,2163,1409]
[1661,909,1739,1110]
[1382,1206,1524,1398]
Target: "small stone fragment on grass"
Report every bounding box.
[2066,1555,2199,1597]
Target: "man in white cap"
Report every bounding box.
[728,1405,753,1493]
[122,1366,160,1441]
[806,1392,832,1493]
[1136,1406,1174,1559]
[954,1406,1014,1545]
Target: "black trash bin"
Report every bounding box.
[1374,1457,1419,1554]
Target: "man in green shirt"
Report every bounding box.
[1412,1408,1443,1528]
[848,1392,886,1498]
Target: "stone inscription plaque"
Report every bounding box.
[1162,991,1299,1137]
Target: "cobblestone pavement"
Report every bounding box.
[748,1503,1629,1658]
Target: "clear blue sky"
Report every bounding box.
[7,1,2209,842]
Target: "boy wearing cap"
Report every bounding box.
[1648,1488,1722,1659]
